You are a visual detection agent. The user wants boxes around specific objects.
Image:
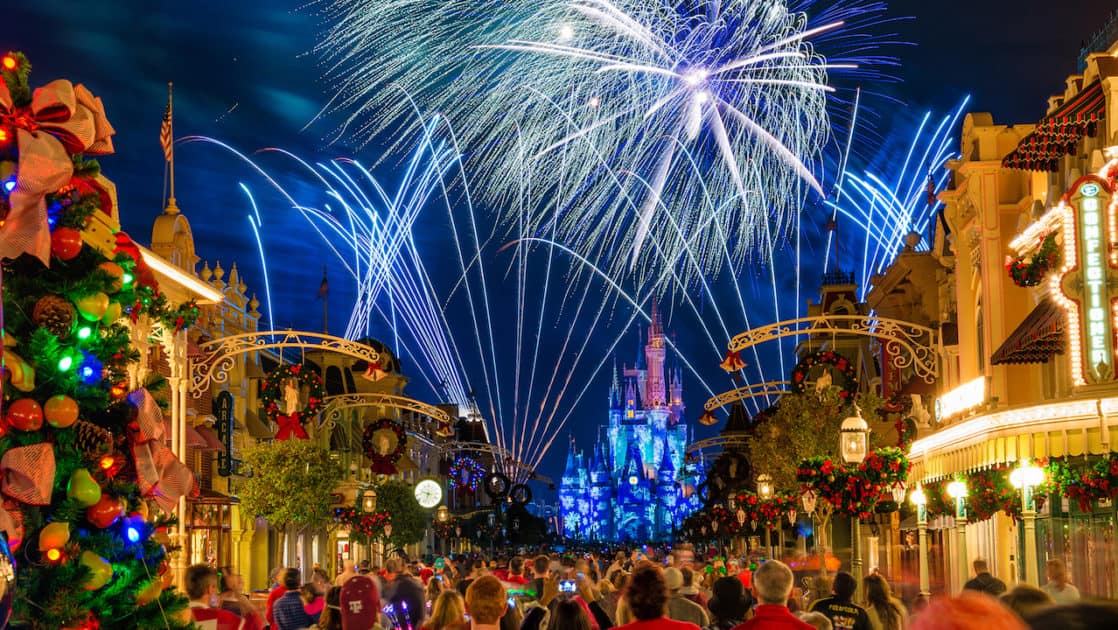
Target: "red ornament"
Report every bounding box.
[50,227,84,261]
[86,495,124,528]
[7,398,44,431]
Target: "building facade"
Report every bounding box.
[893,29,1118,598]
[560,307,704,541]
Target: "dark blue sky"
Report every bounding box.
[10,0,1116,483]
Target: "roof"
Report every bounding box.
[990,298,1066,365]
[1002,80,1106,172]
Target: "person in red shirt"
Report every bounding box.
[186,564,247,630]
[505,557,530,586]
[265,566,287,628]
[614,562,700,630]
[731,560,813,630]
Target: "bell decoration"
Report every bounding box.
[361,361,387,382]
[698,410,717,426]
[720,350,746,372]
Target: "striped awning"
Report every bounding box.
[1002,81,1106,172]
[990,298,1066,365]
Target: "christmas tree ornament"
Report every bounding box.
[135,578,162,606]
[37,521,70,552]
[74,421,112,460]
[74,292,110,322]
[96,262,124,291]
[62,611,100,630]
[49,227,83,261]
[0,533,15,629]
[100,301,121,325]
[85,495,123,528]
[6,399,43,432]
[44,395,80,429]
[31,295,76,339]
[1,345,35,393]
[79,551,112,590]
[66,469,101,507]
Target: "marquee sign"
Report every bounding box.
[1052,175,1118,385]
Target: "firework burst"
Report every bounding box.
[313,0,891,288]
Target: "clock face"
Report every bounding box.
[415,479,443,508]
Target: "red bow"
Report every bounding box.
[0,78,114,264]
[276,414,309,441]
[0,443,55,505]
[127,389,197,512]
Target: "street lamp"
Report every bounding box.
[1011,460,1045,586]
[363,488,378,513]
[840,407,869,600]
[736,507,747,555]
[946,479,969,591]
[436,505,450,522]
[757,475,774,558]
[909,483,930,597]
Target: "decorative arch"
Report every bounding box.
[726,315,939,384]
[703,381,790,412]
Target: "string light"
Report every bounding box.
[45,548,63,562]
[76,326,93,340]
[57,355,74,372]
[99,456,115,471]
[1,56,15,71]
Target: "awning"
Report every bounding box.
[990,298,1065,365]
[1002,81,1105,172]
[194,425,225,451]
[244,409,273,439]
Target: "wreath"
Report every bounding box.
[484,472,511,498]
[1006,232,1060,288]
[449,456,485,493]
[262,364,325,440]
[790,351,858,399]
[509,483,533,505]
[363,418,407,475]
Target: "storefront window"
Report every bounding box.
[1032,502,1117,598]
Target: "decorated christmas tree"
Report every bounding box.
[0,52,196,629]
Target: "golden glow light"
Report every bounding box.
[1009,206,1064,255]
[1010,460,1045,488]
[936,377,985,421]
[909,483,927,506]
[138,246,223,304]
[946,480,968,499]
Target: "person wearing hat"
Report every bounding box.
[706,576,753,630]
[665,567,711,627]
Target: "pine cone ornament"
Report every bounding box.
[73,420,112,459]
[32,295,76,339]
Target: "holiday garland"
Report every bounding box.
[796,447,909,518]
[363,418,407,475]
[1043,454,1118,512]
[333,507,392,545]
[790,351,859,399]
[731,490,800,530]
[433,516,460,539]
[1006,232,1060,287]
[261,363,324,440]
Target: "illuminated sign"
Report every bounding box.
[1054,176,1117,385]
[935,377,985,422]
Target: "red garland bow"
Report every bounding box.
[275,414,309,441]
[0,78,115,264]
[0,442,55,505]
[127,388,197,512]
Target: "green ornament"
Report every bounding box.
[67,469,102,507]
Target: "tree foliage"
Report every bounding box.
[240,439,344,530]
[748,386,891,492]
[375,481,427,547]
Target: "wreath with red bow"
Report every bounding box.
[364,419,407,475]
[261,364,324,440]
[790,351,858,399]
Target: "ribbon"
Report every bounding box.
[0,78,115,264]
[127,388,197,512]
[361,361,387,382]
[0,443,55,505]
[275,414,309,441]
[0,501,23,550]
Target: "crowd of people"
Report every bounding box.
[181,549,1118,630]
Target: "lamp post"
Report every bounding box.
[736,507,747,556]
[1011,460,1045,586]
[801,490,818,564]
[840,407,869,601]
[946,479,969,591]
[909,483,930,597]
[758,475,775,559]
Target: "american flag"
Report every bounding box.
[159,100,172,162]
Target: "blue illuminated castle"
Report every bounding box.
[559,307,704,542]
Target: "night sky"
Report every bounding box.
[10,0,1117,485]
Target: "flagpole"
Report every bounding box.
[168,82,176,208]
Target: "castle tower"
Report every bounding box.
[669,364,684,424]
[645,302,667,407]
[655,434,678,539]
[589,438,613,540]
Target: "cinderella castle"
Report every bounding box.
[559,306,704,542]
